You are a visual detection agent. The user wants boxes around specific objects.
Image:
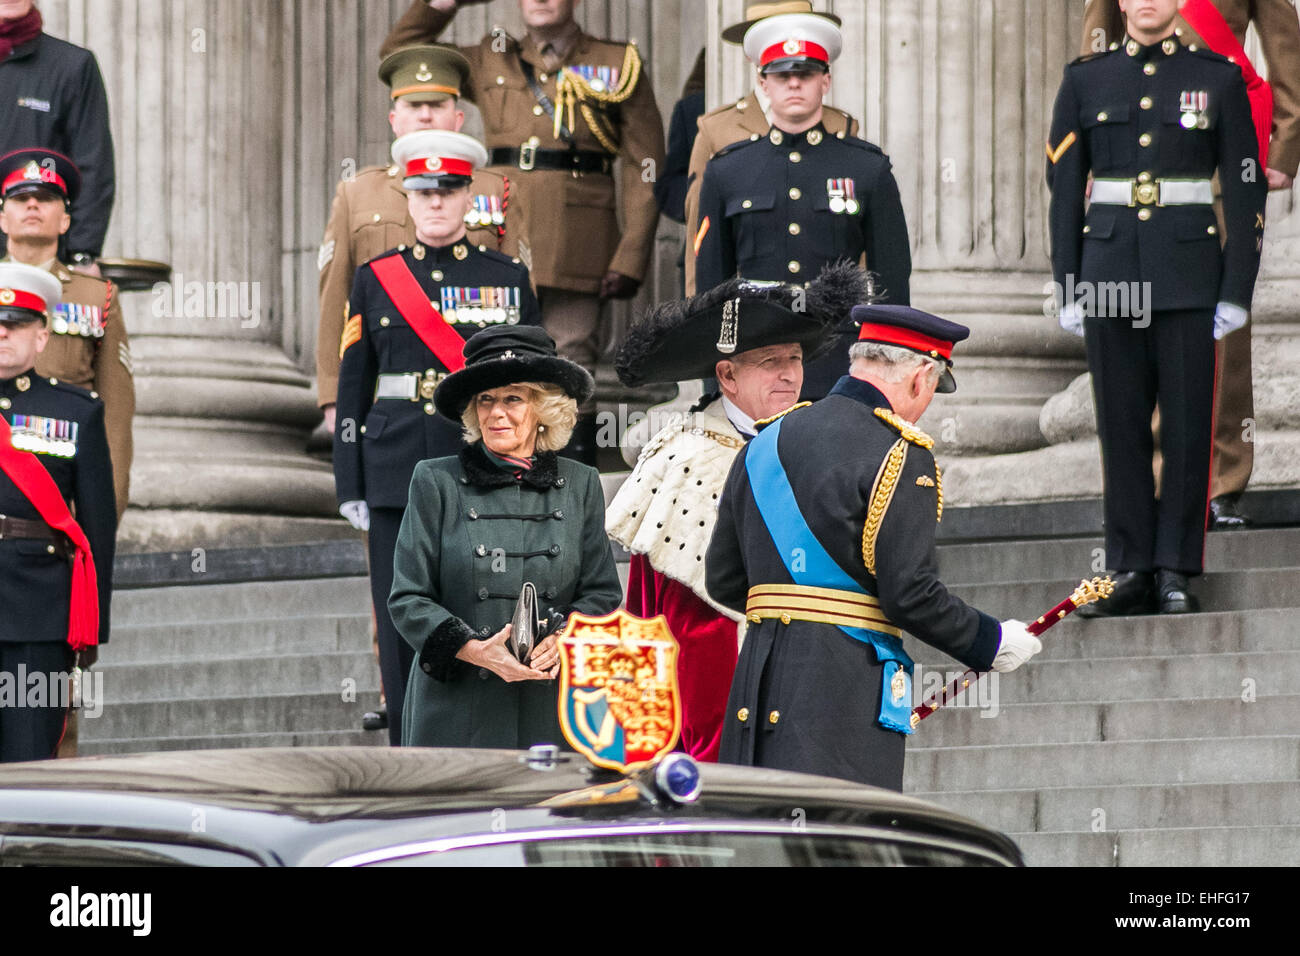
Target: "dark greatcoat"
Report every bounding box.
[706,376,1001,790]
[389,443,622,749]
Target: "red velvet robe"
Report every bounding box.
[627,552,738,762]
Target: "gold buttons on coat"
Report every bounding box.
[787,261,801,274]
[372,213,381,222]
[1140,96,1153,110]
[1137,208,1152,221]
[1139,133,1152,147]
[424,403,435,415]
[532,105,543,115]
[780,612,792,624]
[789,151,802,163]
[1207,225,1217,235]
[380,316,390,327]
[0,398,9,410]
[1144,63,1157,75]
[789,187,802,200]
[1097,111,1108,122]
[788,223,800,235]
[742,199,753,209]
[1138,171,1152,183]
[737,708,750,722]
[768,710,781,725]
[431,270,444,281]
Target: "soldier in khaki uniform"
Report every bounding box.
[380,0,667,464]
[683,2,857,296]
[1080,0,1300,528]
[0,148,131,519]
[316,44,530,428]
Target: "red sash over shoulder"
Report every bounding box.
[369,255,468,374]
[0,415,98,650]
[1181,0,1274,165]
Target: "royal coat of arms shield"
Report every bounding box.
[557,610,682,772]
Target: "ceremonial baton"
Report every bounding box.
[909,576,1115,729]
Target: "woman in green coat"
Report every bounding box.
[389,326,623,749]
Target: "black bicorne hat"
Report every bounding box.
[434,326,595,421]
[615,259,872,386]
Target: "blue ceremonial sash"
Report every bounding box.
[744,417,914,734]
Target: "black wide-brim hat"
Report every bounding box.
[0,147,81,202]
[616,260,870,386]
[434,325,595,421]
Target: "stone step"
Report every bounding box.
[945,567,1300,619]
[105,614,372,665]
[905,736,1300,792]
[78,729,374,756]
[906,650,1299,705]
[93,651,381,703]
[1008,825,1300,867]
[902,608,1299,666]
[112,576,372,628]
[911,695,1295,749]
[937,527,1300,584]
[906,782,1300,834]
[79,690,383,742]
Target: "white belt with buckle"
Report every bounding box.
[1091,178,1214,206]
[375,372,445,401]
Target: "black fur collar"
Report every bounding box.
[459,441,562,490]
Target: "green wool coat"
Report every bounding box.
[390,442,623,749]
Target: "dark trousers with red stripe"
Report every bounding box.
[1085,308,1216,574]
[369,506,415,747]
[0,642,72,763]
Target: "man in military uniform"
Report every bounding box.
[334,129,541,746]
[608,262,864,761]
[1079,0,1300,530]
[705,306,1040,789]
[1047,0,1267,615]
[694,12,911,402]
[380,0,667,464]
[683,1,859,296]
[317,43,530,433]
[0,262,115,762]
[0,0,114,273]
[0,148,132,519]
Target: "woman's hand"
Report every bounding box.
[455,623,551,682]
[528,634,562,679]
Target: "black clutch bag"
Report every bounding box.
[508,582,545,663]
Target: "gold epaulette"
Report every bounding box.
[555,41,642,153]
[873,407,934,449]
[862,438,909,575]
[755,401,811,429]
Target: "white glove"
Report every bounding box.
[1213,302,1248,341]
[991,619,1042,673]
[1058,301,1085,337]
[340,500,370,531]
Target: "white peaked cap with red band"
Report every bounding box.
[0,262,62,322]
[391,130,489,190]
[743,12,843,72]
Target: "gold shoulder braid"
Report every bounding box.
[554,42,643,154]
[755,400,811,428]
[935,464,944,523]
[861,438,909,575]
[873,407,934,449]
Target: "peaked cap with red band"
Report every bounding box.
[0,147,81,203]
[391,129,488,191]
[0,261,62,327]
[743,12,843,74]
[852,303,969,394]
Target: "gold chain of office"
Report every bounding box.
[554,42,642,154]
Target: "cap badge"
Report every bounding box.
[416,64,433,82]
[0,290,14,305]
[425,156,443,172]
[783,38,801,55]
[22,161,41,182]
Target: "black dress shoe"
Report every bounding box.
[1156,569,1199,614]
[1208,494,1251,530]
[1075,571,1155,618]
[362,708,388,731]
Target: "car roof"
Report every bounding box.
[0,748,1022,865]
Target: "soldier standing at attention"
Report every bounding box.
[317,43,530,434]
[683,1,858,296]
[0,262,115,762]
[1047,0,1267,616]
[0,148,132,519]
[380,0,667,466]
[1079,0,1300,531]
[693,12,912,403]
[333,129,541,746]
